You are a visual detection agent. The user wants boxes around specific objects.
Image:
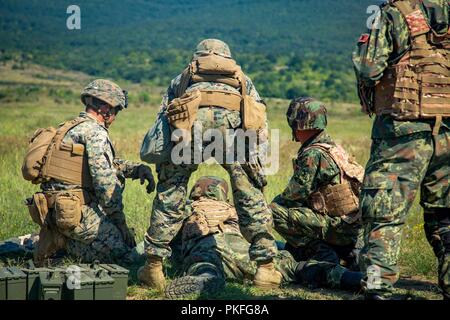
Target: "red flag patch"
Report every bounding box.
[358,33,370,44]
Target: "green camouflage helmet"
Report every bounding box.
[286,97,327,131]
[81,79,128,110]
[194,39,232,58]
[189,176,229,202]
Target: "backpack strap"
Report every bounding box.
[53,117,89,150]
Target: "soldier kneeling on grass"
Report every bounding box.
[21,79,155,267]
[270,97,365,288]
[164,176,363,299]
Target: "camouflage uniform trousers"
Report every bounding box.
[181,230,349,289]
[145,108,277,263]
[270,196,363,286]
[59,202,143,267]
[360,129,450,297]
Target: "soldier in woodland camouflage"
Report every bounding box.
[139,39,279,291]
[270,98,365,291]
[353,0,450,299]
[164,177,363,299]
[31,79,155,266]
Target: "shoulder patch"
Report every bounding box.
[405,9,430,36]
[358,33,370,44]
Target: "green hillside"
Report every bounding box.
[0,0,380,101]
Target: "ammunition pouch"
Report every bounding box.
[242,95,267,130]
[26,193,49,228]
[167,89,202,136]
[54,192,83,231]
[308,181,361,224]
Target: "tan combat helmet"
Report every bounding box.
[81,79,128,111]
[194,39,232,58]
[189,176,229,202]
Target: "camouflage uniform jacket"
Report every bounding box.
[42,112,141,225]
[279,131,341,208]
[352,0,450,138]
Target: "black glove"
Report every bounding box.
[133,165,156,194]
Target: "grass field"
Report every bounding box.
[0,62,442,299]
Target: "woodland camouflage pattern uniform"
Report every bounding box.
[41,80,151,266]
[144,40,277,264]
[270,98,364,286]
[166,177,357,298]
[353,0,450,299]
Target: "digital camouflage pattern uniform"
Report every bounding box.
[144,40,277,264]
[352,0,450,298]
[40,80,153,266]
[165,177,359,298]
[270,99,364,287]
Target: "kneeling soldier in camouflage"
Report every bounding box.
[164,176,363,299]
[270,97,365,288]
[22,79,155,267]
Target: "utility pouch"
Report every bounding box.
[54,192,82,231]
[166,89,202,134]
[241,95,267,130]
[26,193,49,227]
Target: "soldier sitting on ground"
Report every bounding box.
[270,97,365,287]
[164,176,363,299]
[21,79,155,267]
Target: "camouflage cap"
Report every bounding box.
[194,39,232,58]
[81,79,128,110]
[189,176,229,202]
[286,97,328,131]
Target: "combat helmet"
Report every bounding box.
[286,97,327,131]
[189,176,229,202]
[81,79,128,111]
[194,39,232,58]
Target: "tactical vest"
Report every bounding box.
[175,53,247,112]
[374,0,450,130]
[41,118,92,187]
[181,198,240,242]
[304,143,364,224]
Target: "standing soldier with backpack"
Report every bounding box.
[22,79,155,266]
[353,0,450,299]
[139,39,280,291]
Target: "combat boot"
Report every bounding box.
[340,270,363,292]
[138,256,166,291]
[165,273,225,299]
[253,261,282,290]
